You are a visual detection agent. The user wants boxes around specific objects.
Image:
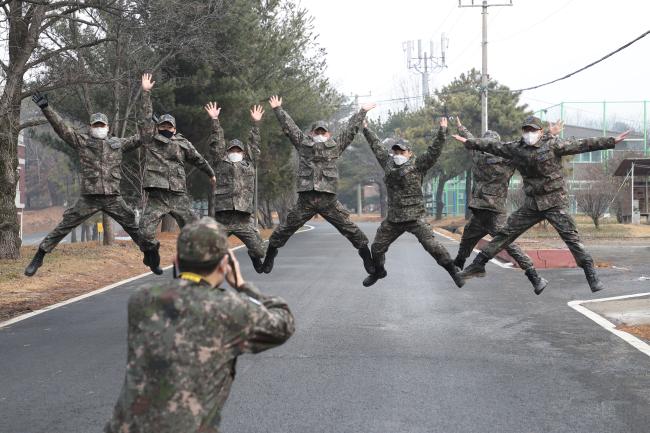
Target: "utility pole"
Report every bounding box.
[458,0,512,133]
[403,35,448,104]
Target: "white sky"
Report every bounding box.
[300,0,650,126]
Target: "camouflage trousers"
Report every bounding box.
[480,204,594,268]
[457,208,534,270]
[268,191,368,250]
[214,210,265,259]
[140,189,197,251]
[371,218,453,268]
[39,194,141,253]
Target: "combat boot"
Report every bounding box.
[459,252,490,280]
[453,255,465,270]
[362,266,387,287]
[443,262,465,288]
[525,268,548,295]
[358,246,376,275]
[250,255,264,274]
[262,246,278,274]
[144,248,163,275]
[24,248,47,277]
[583,264,605,293]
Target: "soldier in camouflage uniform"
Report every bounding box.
[362,117,464,288]
[452,116,630,292]
[105,217,294,433]
[204,101,265,273]
[138,74,217,275]
[24,76,152,277]
[453,117,548,295]
[261,95,376,275]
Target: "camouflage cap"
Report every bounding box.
[177,217,228,266]
[89,113,108,125]
[311,120,329,132]
[521,116,542,130]
[391,139,412,151]
[227,139,244,151]
[482,130,501,141]
[157,113,176,128]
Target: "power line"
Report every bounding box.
[512,29,650,92]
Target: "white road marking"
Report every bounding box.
[0,225,316,329]
[568,293,650,358]
[433,229,513,269]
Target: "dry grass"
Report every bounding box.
[0,229,273,322]
[617,324,650,342]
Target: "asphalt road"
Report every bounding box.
[1,221,649,433]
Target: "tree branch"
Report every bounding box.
[26,37,115,69]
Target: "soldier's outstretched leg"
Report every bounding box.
[544,207,604,292]
[103,196,143,247]
[455,211,488,270]
[168,193,198,229]
[461,205,543,280]
[264,195,316,273]
[25,197,100,276]
[363,220,404,287]
[318,196,374,274]
[139,191,171,275]
[409,220,464,288]
[230,219,266,274]
[480,210,548,295]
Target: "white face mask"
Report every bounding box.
[313,134,328,143]
[522,131,541,145]
[91,126,109,139]
[227,152,243,163]
[393,154,409,166]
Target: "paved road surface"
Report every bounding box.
[1,221,648,433]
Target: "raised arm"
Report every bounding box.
[32,92,82,149]
[552,130,628,156]
[338,102,376,153]
[269,95,303,149]
[416,117,447,172]
[140,73,156,144]
[247,104,264,163]
[362,121,390,168]
[455,116,475,140]
[204,101,226,164]
[453,134,515,160]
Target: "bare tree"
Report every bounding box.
[574,164,617,229]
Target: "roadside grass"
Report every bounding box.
[0,229,273,322]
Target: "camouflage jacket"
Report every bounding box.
[465,133,616,211]
[208,118,260,214]
[42,106,141,196]
[141,91,215,193]
[273,106,366,194]
[364,126,445,223]
[105,278,294,433]
[458,125,515,213]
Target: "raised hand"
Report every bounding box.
[440,117,448,129]
[32,91,48,109]
[250,104,265,122]
[204,101,221,120]
[549,119,565,136]
[269,95,282,108]
[141,73,155,92]
[451,134,467,143]
[361,102,377,112]
[614,130,631,144]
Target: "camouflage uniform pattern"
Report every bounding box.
[38,106,143,252]
[465,133,617,267]
[139,90,215,250]
[105,217,294,433]
[455,125,534,270]
[363,126,453,267]
[268,107,369,249]
[208,118,264,259]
